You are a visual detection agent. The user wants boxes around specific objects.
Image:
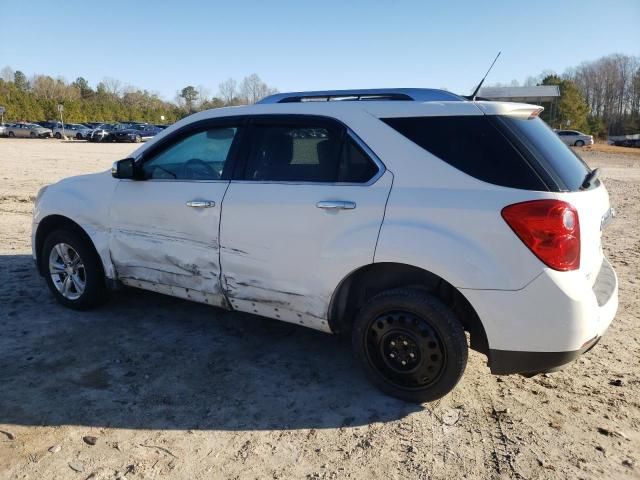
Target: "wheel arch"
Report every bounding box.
[35,215,105,278]
[328,262,489,355]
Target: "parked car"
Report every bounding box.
[111,123,162,143]
[52,123,93,139]
[6,122,52,138]
[32,88,618,402]
[87,123,123,142]
[36,121,62,130]
[555,130,594,147]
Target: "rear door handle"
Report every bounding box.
[316,200,356,210]
[186,200,216,208]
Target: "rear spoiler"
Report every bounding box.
[474,101,544,118]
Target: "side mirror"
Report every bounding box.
[111,158,139,179]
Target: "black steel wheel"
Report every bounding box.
[352,288,467,403]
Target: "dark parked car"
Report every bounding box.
[88,123,126,142]
[111,123,163,143]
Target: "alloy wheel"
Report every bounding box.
[48,243,86,300]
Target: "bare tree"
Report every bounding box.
[218,78,238,105]
[1,66,14,82]
[569,54,640,134]
[239,74,277,104]
[102,77,122,97]
[196,85,211,109]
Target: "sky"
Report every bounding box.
[1,0,638,101]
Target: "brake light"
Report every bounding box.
[501,200,580,271]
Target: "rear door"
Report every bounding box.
[219,115,392,331]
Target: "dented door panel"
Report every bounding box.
[109,180,229,308]
[220,170,393,332]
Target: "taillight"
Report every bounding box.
[501,200,580,271]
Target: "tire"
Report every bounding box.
[54,132,62,139]
[8,131,15,137]
[76,133,83,140]
[352,288,468,403]
[134,134,142,143]
[41,228,108,310]
[30,131,36,138]
[575,140,585,147]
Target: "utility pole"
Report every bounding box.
[58,104,64,138]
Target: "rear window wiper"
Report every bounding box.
[581,168,600,190]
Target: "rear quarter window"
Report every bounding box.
[494,116,592,191]
[382,116,547,190]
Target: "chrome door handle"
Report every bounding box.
[316,200,356,210]
[186,200,215,208]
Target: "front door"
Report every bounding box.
[220,115,392,331]
[109,121,243,307]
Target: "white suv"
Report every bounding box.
[32,88,618,403]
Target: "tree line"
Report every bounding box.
[0,67,277,124]
[2,54,638,136]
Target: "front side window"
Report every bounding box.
[243,120,379,183]
[142,127,238,180]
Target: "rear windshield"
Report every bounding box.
[494,116,591,191]
[382,116,547,190]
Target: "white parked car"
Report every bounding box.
[555,129,594,147]
[52,123,93,140]
[32,88,618,402]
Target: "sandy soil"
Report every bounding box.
[0,138,638,480]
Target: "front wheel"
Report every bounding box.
[575,140,585,147]
[42,228,108,310]
[54,132,62,139]
[352,288,468,403]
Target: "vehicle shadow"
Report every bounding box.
[0,254,422,431]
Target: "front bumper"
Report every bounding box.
[462,257,618,375]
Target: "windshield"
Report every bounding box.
[495,116,592,191]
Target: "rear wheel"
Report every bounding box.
[54,132,62,139]
[30,131,36,138]
[8,131,15,137]
[42,229,108,310]
[76,133,83,140]
[352,288,467,403]
[575,140,585,147]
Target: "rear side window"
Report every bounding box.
[495,116,591,191]
[243,121,379,183]
[382,116,546,190]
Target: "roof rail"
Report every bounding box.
[257,88,463,104]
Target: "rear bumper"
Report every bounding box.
[489,335,600,375]
[462,257,618,375]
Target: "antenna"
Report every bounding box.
[467,51,502,101]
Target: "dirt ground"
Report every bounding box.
[0,138,638,480]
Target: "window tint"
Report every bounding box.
[244,125,340,182]
[142,127,237,180]
[243,123,379,183]
[383,116,546,190]
[339,137,379,183]
[495,116,591,191]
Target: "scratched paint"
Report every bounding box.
[110,228,227,308]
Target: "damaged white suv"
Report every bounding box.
[32,88,618,403]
